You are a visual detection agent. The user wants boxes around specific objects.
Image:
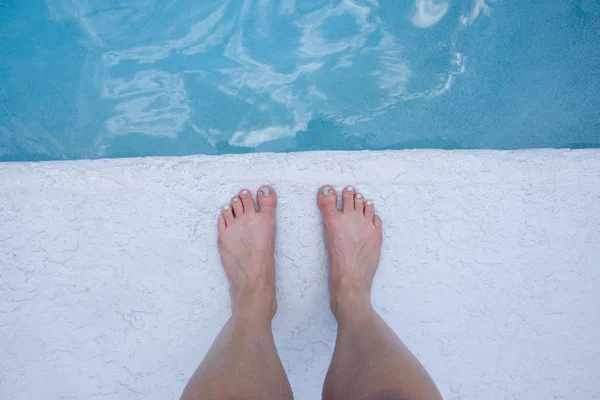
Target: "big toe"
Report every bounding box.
[317,185,339,216]
[257,185,277,215]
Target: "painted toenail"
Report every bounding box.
[223,205,230,210]
[322,186,331,196]
[347,186,354,192]
[233,197,239,203]
[242,190,248,195]
[260,187,271,196]
[218,214,222,219]
[366,200,373,206]
[356,194,363,199]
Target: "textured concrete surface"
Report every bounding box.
[1,150,600,400]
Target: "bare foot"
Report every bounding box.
[218,186,277,321]
[317,185,383,319]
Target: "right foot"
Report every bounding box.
[317,185,383,319]
[218,186,278,321]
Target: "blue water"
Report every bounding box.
[1,0,599,161]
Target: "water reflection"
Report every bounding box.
[40,0,493,156]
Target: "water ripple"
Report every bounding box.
[13,0,498,157]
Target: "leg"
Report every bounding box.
[318,185,442,400]
[181,186,293,400]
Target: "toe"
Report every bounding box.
[231,195,243,217]
[342,185,356,212]
[364,199,375,219]
[373,214,382,229]
[318,185,339,215]
[354,192,364,211]
[257,185,277,214]
[222,204,234,226]
[218,214,226,232]
[239,189,255,214]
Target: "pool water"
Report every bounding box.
[1,0,599,161]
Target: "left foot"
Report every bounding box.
[217,186,278,320]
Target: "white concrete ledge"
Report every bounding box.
[1,150,599,400]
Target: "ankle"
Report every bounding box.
[333,301,375,326]
[330,279,373,321]
[231,289,277,321]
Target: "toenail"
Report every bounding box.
[260,187,271,196]
[218,214,222,219]
[242,190,248,195]
[223,205,230,210]
[233,197,239,203]
[356,194,363,199]
[347,186,354,192]
[366,200,373,206]
[322,186,331,196]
